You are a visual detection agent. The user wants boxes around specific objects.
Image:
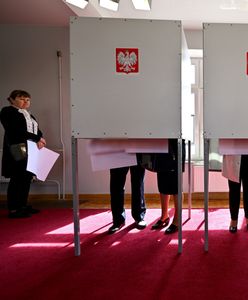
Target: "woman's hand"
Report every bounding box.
[37,138,46,149]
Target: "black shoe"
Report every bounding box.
[24,205,40,214]
[165,223,178,234]
[108,222,125,234]
[8,209,31,219]
[151,217,170,230]
[229,226,237,233]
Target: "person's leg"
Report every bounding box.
[228,179,241,229]
[109,167,129,227]
[164,170,179,234]
[242,177,248,226]
[19,171,33,208]
[160,193,170,221]
[130,164,146,224]
[240,155,248,226]
[151,192,170,229]
[7,175,20,211]
[7,172,32,218]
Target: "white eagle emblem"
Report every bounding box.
[117,50,138,74]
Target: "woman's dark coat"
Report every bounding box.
[0,106,42,178]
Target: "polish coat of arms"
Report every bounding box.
[116,48,139,74]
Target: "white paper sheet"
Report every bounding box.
[87,138,169,171]
[219,139,248,154]
[125,139,168,153]
[90,152,137,171]
[26,141,60,181]
[87,139,169,154]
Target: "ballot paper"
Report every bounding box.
[87,138,168,171]
[26,140,60,181]
[90,152,137,171]
[87,139,168,154]
[219,139,248,154]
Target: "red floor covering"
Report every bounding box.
[0,208,247,300]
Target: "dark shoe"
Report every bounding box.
[135,220,147,230]
[108,222,125,234]
[165,223,178,234]
[8,209,31,219]
[229,226,237,233]
[151,217,170,230]
[25,205,40,214]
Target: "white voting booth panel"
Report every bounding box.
[70,17,190,256]
[203,23,248,251]
[204,23,248,139]
[70,17,182,139]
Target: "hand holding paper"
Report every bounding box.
[26,141,60,181]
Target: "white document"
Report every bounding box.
[125,139,168,153]
[219,139,248,154]
[90,152,137,171]
[87,138,169,171]
[26,141,60,181]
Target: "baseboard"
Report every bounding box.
[0,192,229,201]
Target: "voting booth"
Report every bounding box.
[70,17,191,256]
[203,23,248,250]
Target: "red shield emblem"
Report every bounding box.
[116,48,139,74]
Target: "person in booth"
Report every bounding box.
[222,154,248,233]
[0,90,46,218]
[108,162,147,234]
[140,139,185,234]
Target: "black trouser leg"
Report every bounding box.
[130,165,146,222]
[110,167,128,225]
[240,155,248,219]
[228,179,241,221]
[7,171,33,211]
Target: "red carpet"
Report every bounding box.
[0,208,247,300]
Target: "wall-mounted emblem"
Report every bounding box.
[116,48,139,74]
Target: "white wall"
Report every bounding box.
[0,25,225,196]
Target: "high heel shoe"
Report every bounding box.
[229,226,237,233]
[165,223,178,234]
[151,217,170,230]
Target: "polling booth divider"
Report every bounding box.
[203,23,248,251]
[70,17,192,256]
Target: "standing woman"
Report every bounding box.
[0,90,46,218]
[151,139,185,234]
[222,154,248,233]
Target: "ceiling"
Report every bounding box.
[1,0,248,30]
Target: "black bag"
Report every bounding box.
[138,153,177,172]
[137,139,185,173]
[9,143,27,161]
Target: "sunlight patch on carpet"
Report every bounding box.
[9,243,73,248]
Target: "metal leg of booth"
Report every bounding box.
[72,137,81,256]
[204,138,209,252]
[177,138,183,254]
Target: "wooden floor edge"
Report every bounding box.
[0,192,229,202]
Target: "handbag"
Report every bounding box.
[9,143,27,161]
[138,153,177,172]
[137,139,186,173]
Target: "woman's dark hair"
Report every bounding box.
[7,90,31,102]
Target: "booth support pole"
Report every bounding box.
[204,138,210,252]
[187,140,192,219]
[177,138,183,253]
[72,136,81,256]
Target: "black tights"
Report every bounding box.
[228,155,248,221]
